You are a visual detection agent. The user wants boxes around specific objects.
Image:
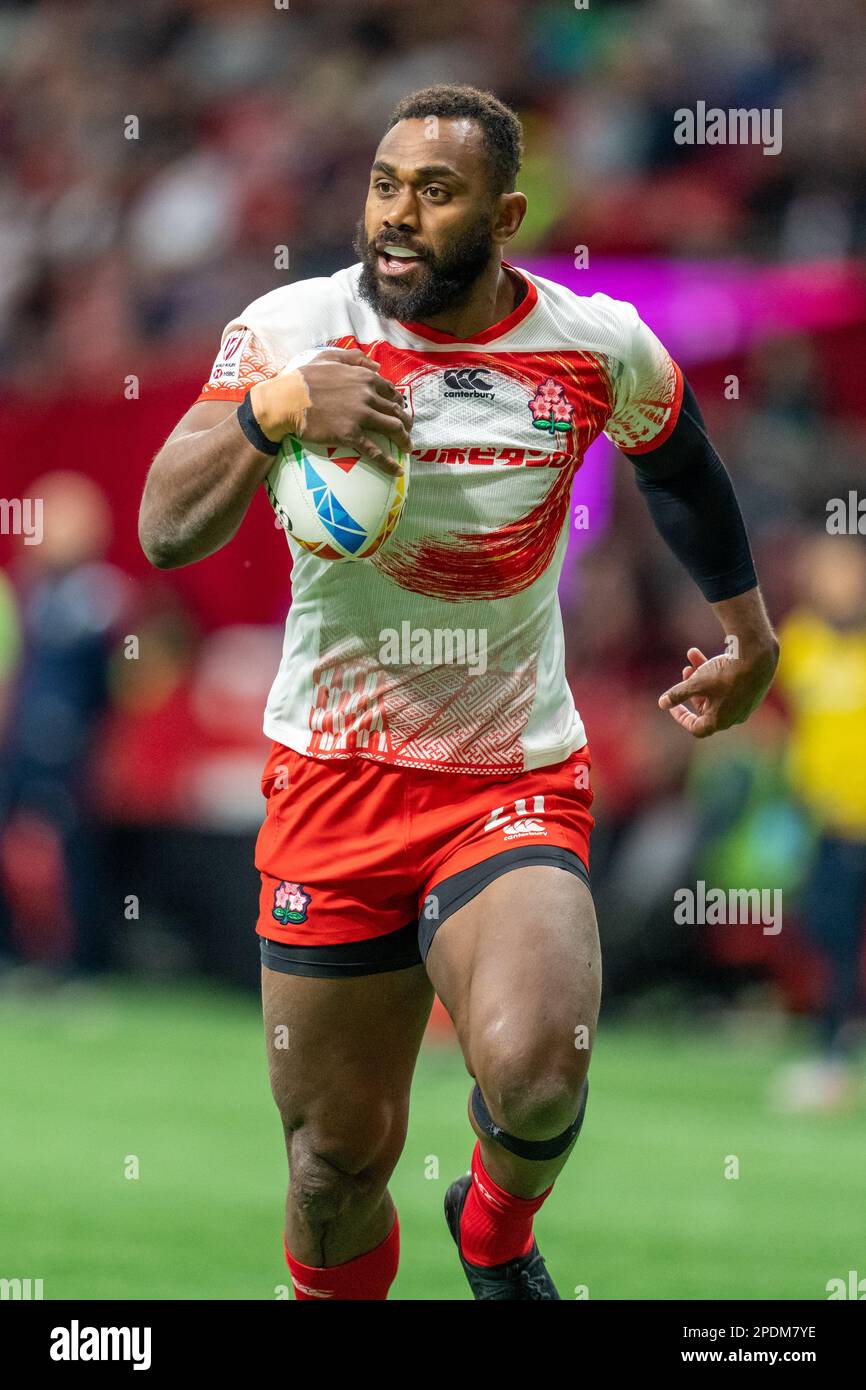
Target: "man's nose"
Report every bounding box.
[382,188,419,230]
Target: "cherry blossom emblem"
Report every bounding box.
[272,881,312,925]
[528,377,574,434]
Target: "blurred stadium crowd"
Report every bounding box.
[1,0,866,385]
[1,0,865,1110]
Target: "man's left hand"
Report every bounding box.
[658,642,779,738]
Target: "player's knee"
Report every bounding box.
[285,1103,406,1227]
[476,1040,590,1141]
[288,1139,369,1227]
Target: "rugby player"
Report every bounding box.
[139,85,779,1300]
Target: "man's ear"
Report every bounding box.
[494,191,528,246]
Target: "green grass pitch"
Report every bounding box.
[1,981,863,1301]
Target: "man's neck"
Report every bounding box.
[413,261,520,339]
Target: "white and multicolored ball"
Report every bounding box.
[265,350,410,561]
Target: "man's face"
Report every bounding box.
[354,117,500,321]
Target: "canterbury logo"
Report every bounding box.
[290,1277,334,1298]
[505,818,547,837]
[484,797,546,836]
[443,368,494,394]
[473,1170,507,1212]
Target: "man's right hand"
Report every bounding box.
[250,348,412,475]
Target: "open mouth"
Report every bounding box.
[376,245,425,277]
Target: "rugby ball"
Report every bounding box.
[265,350,410,561]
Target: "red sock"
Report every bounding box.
[284,1214,399,1301]
[459,1143,553,1268]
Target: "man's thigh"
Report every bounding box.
[262,962,434,1153]
[424,866,601,1078]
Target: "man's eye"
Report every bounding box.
[374,180,395,195]
[425,186,447,200]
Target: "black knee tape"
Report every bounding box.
[471,1077,589,1161]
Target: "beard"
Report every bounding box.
[353,211,496,322]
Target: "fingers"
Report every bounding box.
[658,673,710,711]
[659,669,718,735]
[368,372,412,426]
[315,347,380,371]
[666,704,717,738]
[360,408,412,454]
[316,348,400,401]
[660,645,735,738]
[356,434,402,477]
[372,390,413,433]
[659,650,723,710]
[662,657,718,735]
[324,353,413,425]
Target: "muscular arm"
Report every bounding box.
[139,401,269,569]
[630,376,758,603]
[138,348,412,571]
[626,375,779,736]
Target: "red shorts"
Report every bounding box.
[255,741,594,976]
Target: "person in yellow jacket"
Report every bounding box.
[775,533,866,1110]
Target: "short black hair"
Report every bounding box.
[386,84,523,196]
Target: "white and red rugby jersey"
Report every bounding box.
[197,261,683,774]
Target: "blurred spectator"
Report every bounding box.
[769,535,866,1110]
[0,471,128,974]
[0,567,21,727]
[2,0,866,387]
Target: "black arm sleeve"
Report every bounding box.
[629,376,757,603]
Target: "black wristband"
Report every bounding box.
[237,390,281,456]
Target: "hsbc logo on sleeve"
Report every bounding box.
[210,327,250,383]
[443,368,495,399]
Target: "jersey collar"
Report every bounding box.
[397,261,538,345]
